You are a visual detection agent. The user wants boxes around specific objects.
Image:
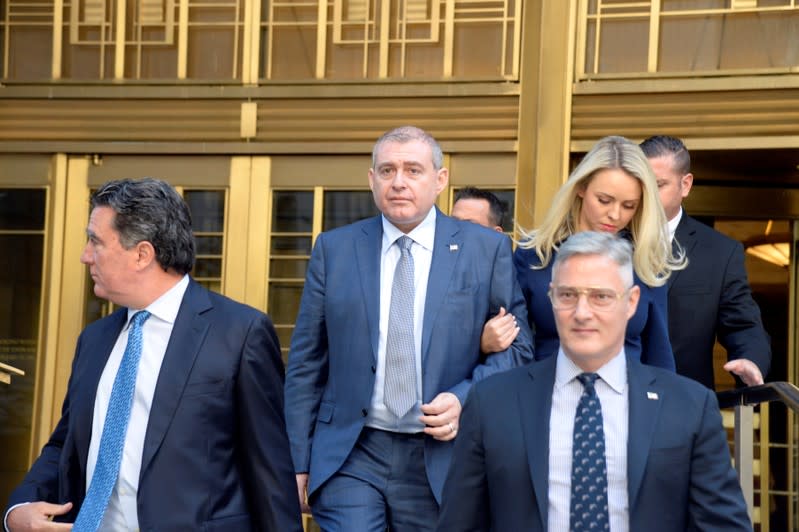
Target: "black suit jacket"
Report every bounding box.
[669,213,771,388]
[437,355,751,531]
[6,279,302,531]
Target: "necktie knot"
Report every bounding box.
[397,235,413,254]
[576,372,599,392]
[130,310,151,330]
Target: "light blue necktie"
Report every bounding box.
[384,236,417,417]
[570,372,610,531]
[74,310,151,532]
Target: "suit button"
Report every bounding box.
[361,408,368,416]
[371,365,376,373]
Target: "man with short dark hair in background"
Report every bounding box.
[5,178,301,532]
[451,187,507,233]
[451,187,520,353]
[641,135,770,388]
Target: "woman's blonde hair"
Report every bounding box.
[518,135,686,286]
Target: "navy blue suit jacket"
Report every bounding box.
[513,246,674,370]
[284,210,534,502]
[6,279,302,531]
[438,355,751,531]
[669,214,771,388]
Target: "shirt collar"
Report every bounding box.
[667,207,683,242]
[125,275,190,328]
[555,347,627,395]
[381,207,437,252]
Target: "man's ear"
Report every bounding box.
[680,172,694,199]
[626,285,641,320]
[436,167,449,194]
[135,241,157,269]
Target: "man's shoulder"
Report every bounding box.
[632,358,714,400]
[682,214,739,249]
[447,214,505,240]
[475,359,550,395]
[319,215,381,242]
[82,306,127,336]
[197,283,266,320]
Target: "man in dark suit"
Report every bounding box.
[641,135,770,388]
[438,231,751,531]
[284,126,533,531]
[5,178,302,531]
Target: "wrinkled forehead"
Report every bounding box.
[374,139,435,167]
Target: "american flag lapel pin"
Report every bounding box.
[647,391,659,400]
[449,243,458,252]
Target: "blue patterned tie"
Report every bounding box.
[384,236,417,417]
[74,310,151,532]
[570,372,610,531]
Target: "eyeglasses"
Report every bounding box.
[548,286,630,311]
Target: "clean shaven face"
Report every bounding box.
[551,253,640,372]
[368,139,448,233]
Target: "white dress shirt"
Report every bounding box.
[548,349,630,532]
[86,275,189,531]
[667,206,683,243]
[364,208,436,433]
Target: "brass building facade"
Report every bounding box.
[0,0,797,528]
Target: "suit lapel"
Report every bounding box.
[520,356,556,527]
[355,216,383,362]
[668,214,696,291]
[421,212,462,363]
[626,358,662,510]
[140,280,211,476]
[74,310,128,477]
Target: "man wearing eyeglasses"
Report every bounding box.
[438,231,751,532]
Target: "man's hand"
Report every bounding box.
[723,359,764,386]
[6,501,73,531]
[480,307,520,353]
[295,474,311,514]
[420,392,462,441]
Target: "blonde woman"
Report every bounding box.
[485,135,685,369]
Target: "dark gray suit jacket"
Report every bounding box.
[669,213,770,388]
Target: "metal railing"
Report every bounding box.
[717,382,799,528]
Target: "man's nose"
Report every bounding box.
[573,293,593,318]
[390,169,411,189]
[80,243,92,264]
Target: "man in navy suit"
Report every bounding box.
[438,231,750,531]
[641,135,770,388]
[284,126,533,531]
[5,178,302,531]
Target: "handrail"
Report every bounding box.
[0,360,24,385]
[716,381,799,412]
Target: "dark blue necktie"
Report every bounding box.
[570,372,610,531]
[74,310,151,532]
[384,236,417,417]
